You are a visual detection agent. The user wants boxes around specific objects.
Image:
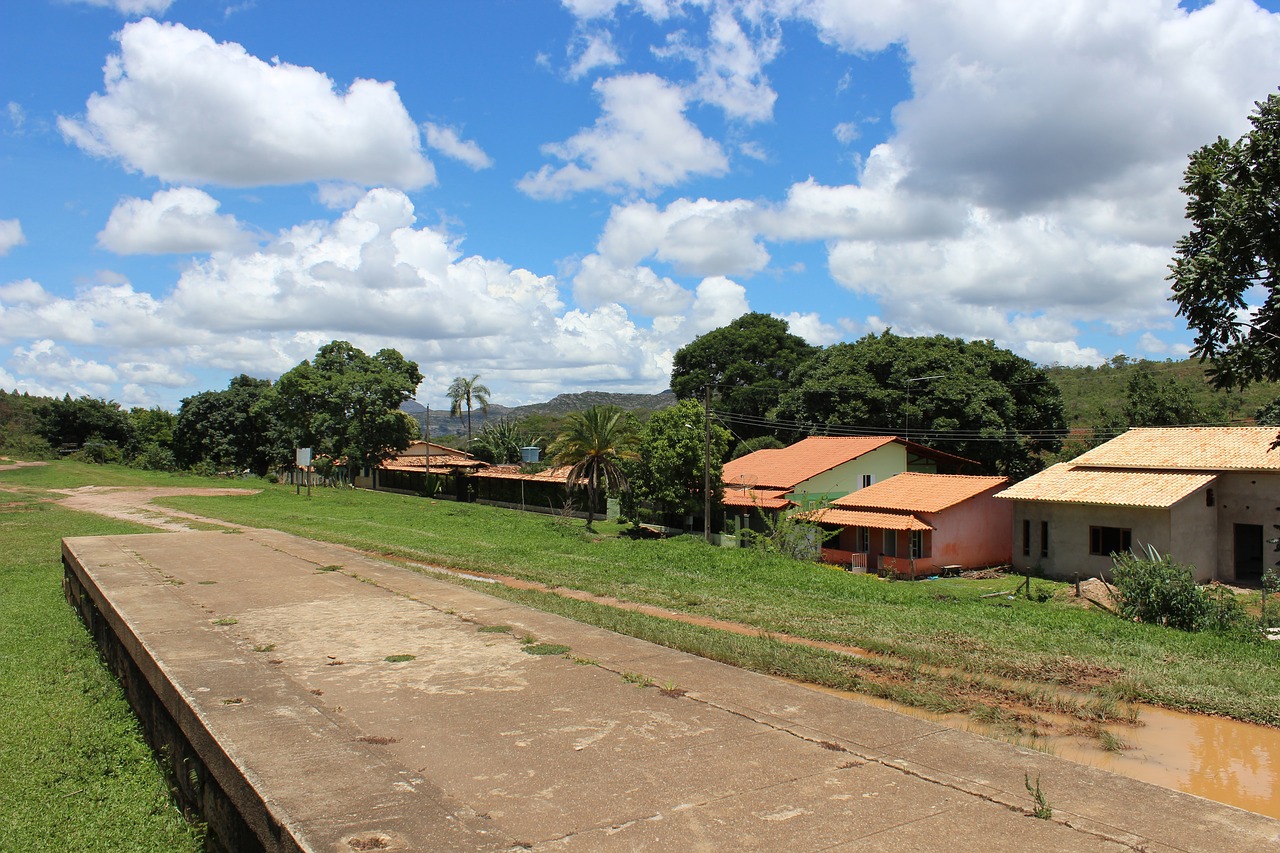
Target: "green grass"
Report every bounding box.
[153,479,1280,726]
[0,494,202,851]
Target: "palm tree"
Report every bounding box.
[551,405,638,529]
[447,374,491,448]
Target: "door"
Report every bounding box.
[1234,523,1264,582]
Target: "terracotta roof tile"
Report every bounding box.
[722,436,898,490]
[1070,427,1280,471]
[722,488,793,509]
[796,507,932,531]
[470,465,584,485]
[831,472,1008,513]
[995,464,1216,508]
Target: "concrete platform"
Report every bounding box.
[62,529,1280,852]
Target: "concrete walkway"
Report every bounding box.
[63,529,1280,852]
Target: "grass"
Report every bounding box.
[145,479,1280,727]
[0,490,202,851]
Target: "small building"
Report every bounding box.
[721,436,975,533]
[798,473,1011,576]
[355,441,483,498]
[996,427,1280,583]
[466,465,600,518]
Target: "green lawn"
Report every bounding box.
[0,492,202,851]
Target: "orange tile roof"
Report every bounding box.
[722,436,898,490]
[831,472,1008,513]
[1070,427,1280,471]
[995,464,1216,508]
[380,455,484,472]
[722,488,793,509]
[470,465,585,485]
[796,507,932,531]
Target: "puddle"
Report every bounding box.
[798,682,1280,819]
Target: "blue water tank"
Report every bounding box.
[520,446,541,464]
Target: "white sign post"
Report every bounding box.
[295,448,312,496]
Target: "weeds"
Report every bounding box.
[621,672,655,688]
[522,643,570,656]
[1024,772,1053,819]
[477,624,512,634]
[384,654,416,663]
[212,617,238,626]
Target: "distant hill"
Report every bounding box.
[400,390,676,438]
[1047,356,1280,427]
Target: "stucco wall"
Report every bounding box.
[790,444,907,506]
[926,488,1012,569]
[1007,502,1173,581]
[1169,487,1219,582]
[1213,473,1280,581]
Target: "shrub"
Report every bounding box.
[1111,548,1250,636]
[129,443,177,472]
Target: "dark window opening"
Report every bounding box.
[1021,519,1031,557]
[1206,488,1215,507]
[1089,526,1132,556]
[1040,521,1049,558]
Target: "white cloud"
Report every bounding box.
[657,6,780,123]
[0,220,25,255]
[59,18,434,189]
[11,340,119,396]
[98,187,257,254]
[833,121,858,144]
[6,102,25,131]
[572,254,692,315]
[518,73,728,198]
[773,311,841,346]
[597,197,768,277]
[68,0,173,15]
[569,31,623,80]
[422,122,493,170]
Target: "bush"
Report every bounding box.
[72,440,123,465]
[1111,549,1251,636]
[129,443,177,472]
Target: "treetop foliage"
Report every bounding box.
[1170,91,1280,390]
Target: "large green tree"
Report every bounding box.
[670,313,817,438]
[174,375,280,474]
[448,374,491,448]
[1170,92,1280,389]
[776,332,1065,478]
[269,341,423,478]
[550,405,638,529]
[38,395,134,453]
[629,398,731,521]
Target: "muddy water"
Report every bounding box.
[799,683,1280,820]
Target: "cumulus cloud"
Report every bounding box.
[572,254,692,315]
[569,31,623,80]
[59,18,434,189]
[11,340,120,396]
[518,73,728,198]
[657,6,780,122]
[422,122,493,170]
[597,197,769,276]
[774,311,841,346]
[68,0,173,15]
[97,187,257,254]
[0,220,25,256]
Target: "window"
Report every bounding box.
[1021,519,1031,557]
[883,531,898,557]
[1206,488,1215,507]
[911,530,926,559]
[1040,521,1049,558]
[861,474,875,489]
[855,526,870,553]
[1089,526,1132,556]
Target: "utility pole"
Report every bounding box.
[424,403,430,493]
[704,385,712,544]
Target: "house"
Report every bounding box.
[798,473,1011,576]
[355,441,484,496]
[995,427,1280,583]
[466,464,599,518]
[721,436,975,527]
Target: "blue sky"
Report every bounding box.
[2,0,1280,412]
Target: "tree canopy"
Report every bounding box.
[1170,92,1280,389]
[776,332,1065,478]
[670,313,817,437]
[550,404,638,529]
[629,398,731,520]
[175,375,279,474]
[268,341,423,476]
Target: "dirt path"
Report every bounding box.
[53,486,260,532]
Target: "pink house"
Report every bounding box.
[798,472,1012,576]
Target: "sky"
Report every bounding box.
[2,0,1280,413]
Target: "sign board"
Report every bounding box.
[296,447,312,468]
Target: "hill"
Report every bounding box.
[400,391,676,439]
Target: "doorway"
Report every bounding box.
[1234,523,1264,582]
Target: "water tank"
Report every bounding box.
[520,446,541,464]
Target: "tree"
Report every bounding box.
[38,395,134,453]
[471,417,543,464]
[175,375,280,474]
[448,374,491,448]
[1121,369,1208,427]
[776,332,1065,478]
[550,405,638,529]
[1170,92,1280,390]
[268,341,423,480]
[629,398,731,522]
[671,313,818,438]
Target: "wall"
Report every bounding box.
[926,488,1012,570]
[1213,473,1280,581]
[789,444,907,506]
[1007,501,1173,581]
